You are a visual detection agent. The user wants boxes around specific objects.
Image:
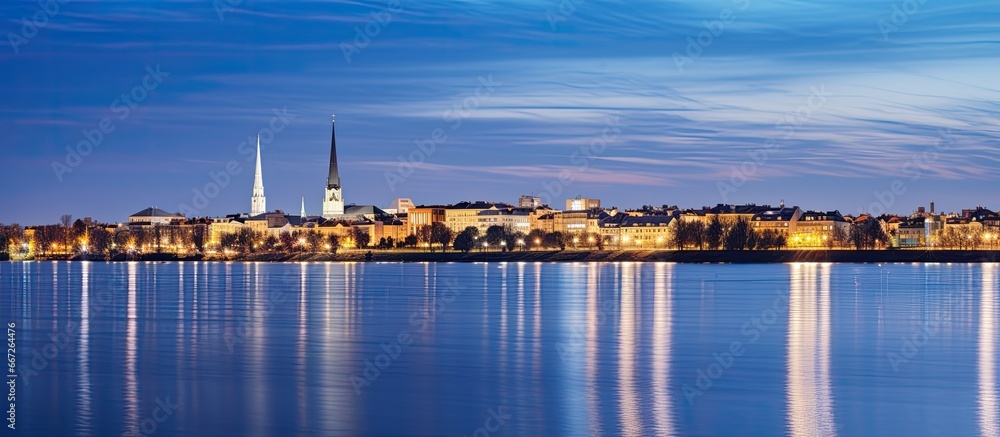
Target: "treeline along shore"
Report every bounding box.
[7,249,1000,264]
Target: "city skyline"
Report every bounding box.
[2,1,999,224]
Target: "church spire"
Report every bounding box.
[327,114,341,189]
[251,135,266,216]
[322,114,345,218]
[300,196,307,218]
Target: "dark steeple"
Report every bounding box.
[327,115,340,189]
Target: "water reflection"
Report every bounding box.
[980,265,998,437]
[76,262,91,435]
[124,263,138,435]
[652,263,676,436]
[585,263,602,436]
[618,263,642,435]
[787,263,837,436]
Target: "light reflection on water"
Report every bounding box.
[2,261,999,436]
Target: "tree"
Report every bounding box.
[88,227,113,256]
[305,231,324,252]
[263,234,280,253]
[831,225,848,249]
[690,221,707,249]
[453,228,477,253]
[527,229,546,250]
[326,234,340,253]
[757,229,787,250]
[543,231,565,250]
[417,225,433,249]
[60,214,73,228]
[849,219,887,250]
[505,231,525,251]
[404,234,418,248]
[430,222,453,252]
[671,220,689,250]
[485,225,505,247]
[706,216,724,250]
[0,224,24,254]
[352,227,371,249]
[279,232,296,252]
[724,217,758,250]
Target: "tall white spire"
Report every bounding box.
[251,135,266,216]
[300,196,307,218]
[322,114,345,218]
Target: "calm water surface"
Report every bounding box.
[2,261,998,436]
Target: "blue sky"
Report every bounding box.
[1,0,998,224]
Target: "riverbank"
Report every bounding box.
[10,249,1000,263]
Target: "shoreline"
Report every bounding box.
[6,249,1000,264]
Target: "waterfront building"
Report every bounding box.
[751,206,803,235]
[789,210,850,248]
[475,208,531,233]
[444,201,514,233]
[519,195,542,209]
[566,196,600,211]
[897,217,927,247]
[128,207,185,227]
[599,213,675,248]
[385,198,415,215]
